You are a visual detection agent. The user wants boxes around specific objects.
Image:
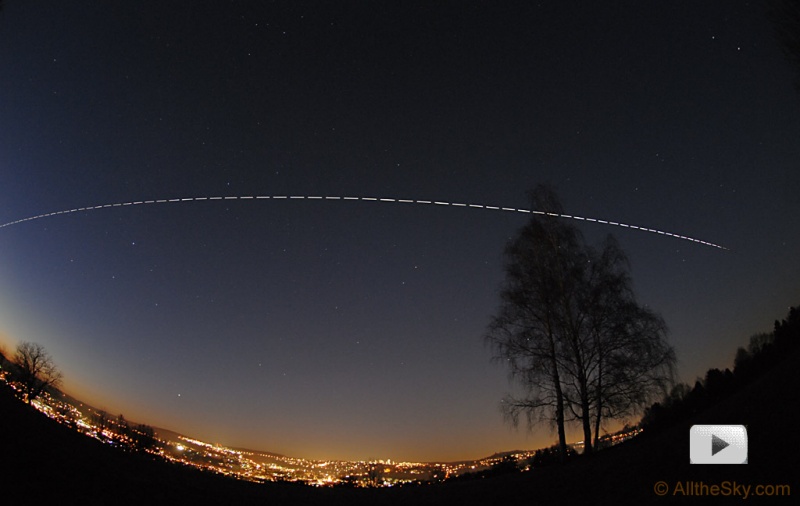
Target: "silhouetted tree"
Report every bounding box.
[733,346,754,382]
[486,185,675,456]
[0,345,9,377]
[581,238,675,448]
[530,443,577,468]
[131,424,157,451]
[490,455,519,475]
[485,186,576,457]
[774,306,800,350]
[13,341,63,404]
[93,409,110,434]
[642,304,800,433]
[428,466,445,483]
[366,462,383,487]
[748,332,774,355]
[117,413,129,438]
[666,383,691,408]
[703,368,735,402]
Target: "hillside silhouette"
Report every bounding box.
[2,339,797,505]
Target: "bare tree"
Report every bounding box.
[486,185,675,456]
[13,341,63,404]
[580,237,675,448]
[486,185,583,458]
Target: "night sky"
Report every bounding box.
[1,1,798,463]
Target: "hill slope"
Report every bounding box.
[2,348,797,505]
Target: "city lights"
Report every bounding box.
[2,372,640,487]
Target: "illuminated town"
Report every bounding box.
[1,369,640,487]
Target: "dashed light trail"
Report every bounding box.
[0,194,727,249]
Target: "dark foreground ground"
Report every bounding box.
[1,349,797,505]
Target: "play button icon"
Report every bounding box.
[690,425,748,464]
[711,434,729,456]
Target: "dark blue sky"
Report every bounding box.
[1,1,798,462]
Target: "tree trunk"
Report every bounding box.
[553,368,568,461]
[580,384,593,455]
[593,401,602,449]
[548,326,569,461]
[593,358,603,449]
